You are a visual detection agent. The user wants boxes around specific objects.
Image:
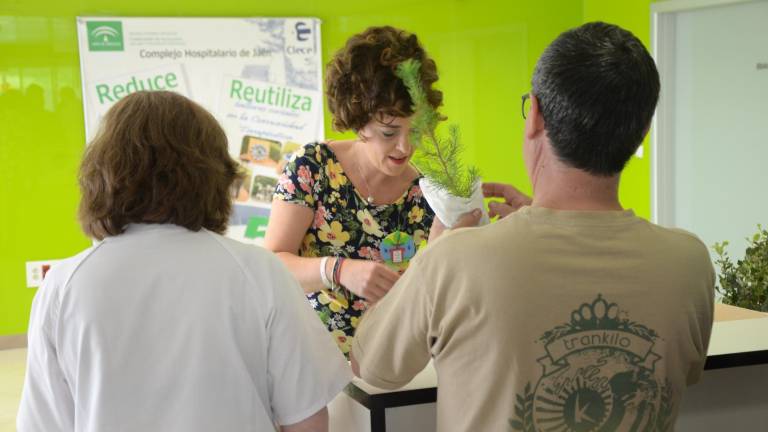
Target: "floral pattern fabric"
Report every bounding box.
[274,142,435,355]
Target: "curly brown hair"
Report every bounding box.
[325,26,443,132]
[78,91,239,240]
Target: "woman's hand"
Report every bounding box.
[339,259,400,303]
[482,182,532,219]
[428,209,482,243]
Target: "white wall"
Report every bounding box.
[655,0,768,260]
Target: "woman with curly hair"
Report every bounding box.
[265,26,446,355]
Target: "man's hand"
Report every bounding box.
[428,209,482,243]
[482,182,532,219]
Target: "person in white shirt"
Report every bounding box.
[17,90,351,432]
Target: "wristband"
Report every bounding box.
[332,257,344,292]
[319,256,332,289]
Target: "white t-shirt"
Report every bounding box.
[18,224,351,432]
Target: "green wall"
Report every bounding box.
[0,0,654,336]
[584,0,654,219]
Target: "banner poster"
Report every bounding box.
[77,17,324,244]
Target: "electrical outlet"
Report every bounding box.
[26,260,62,288]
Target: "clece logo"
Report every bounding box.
[509,295,674,432]
[86,21,124,52]
[295,21,311,42]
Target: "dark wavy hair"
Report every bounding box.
[325,26,443,131]
[78,91,239,240]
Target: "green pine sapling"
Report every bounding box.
[395,59,480,199]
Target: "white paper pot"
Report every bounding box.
[419,177,490,228]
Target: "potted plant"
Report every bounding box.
[395,59,490,228]
[713,225,768,312]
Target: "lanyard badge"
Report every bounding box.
[380,231,416,272]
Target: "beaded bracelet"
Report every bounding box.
[336,258,347,288]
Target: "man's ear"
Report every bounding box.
[525,93,546,140]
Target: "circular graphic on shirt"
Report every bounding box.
[509,295,674,432]
[379,231,415,273]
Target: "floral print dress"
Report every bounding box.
[274,142,435,355]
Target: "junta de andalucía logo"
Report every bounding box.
[86,21,124,52]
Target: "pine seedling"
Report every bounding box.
[395,59,480,199]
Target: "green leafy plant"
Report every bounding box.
[395,59,480,199]
[713,225,768,312]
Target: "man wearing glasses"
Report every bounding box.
[351,22,714,432]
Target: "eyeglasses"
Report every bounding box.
[521,93,530,120]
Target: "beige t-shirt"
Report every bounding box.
[352,206,714,432]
